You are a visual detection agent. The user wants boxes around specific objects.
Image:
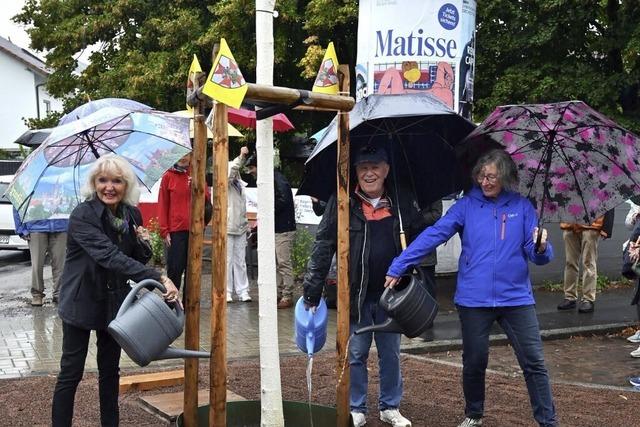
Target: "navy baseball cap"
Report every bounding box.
[353,145,389,166]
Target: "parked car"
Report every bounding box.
[0,175,29,251]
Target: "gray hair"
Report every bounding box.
[471,149,519,192]
[82,154,141,206]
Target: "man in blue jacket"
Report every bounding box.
[14,209,68,306]
[385,149,557,427]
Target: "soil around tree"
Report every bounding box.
[1,334,640,426]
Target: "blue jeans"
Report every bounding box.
[457,305,557,427]
[349,299,402,413]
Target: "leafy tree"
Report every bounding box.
[23,111,64,130]
[475,0,640,131]
[15,0,214,111]
[15,0,639,134]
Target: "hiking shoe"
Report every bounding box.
[458,417,483,427]
[578,300,594,313]
[631,346,640,358]
[240,292,252,302]
[628,331,640,343]
[31,295,43,307]
[277,298,293,309]
[557,298,576,310]
[380,409,411,427]
[351,411,366,427]
[629,376,640,386]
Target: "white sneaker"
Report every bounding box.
[380,409,411,427]
[226,293,233,303]
[240,292,252,302]
[628,330,640,343]
[631,345,640,358]
[458,417,483,427]
[351,411,366,427]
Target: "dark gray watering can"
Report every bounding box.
[107,279,210,367]
[354,270,438,338]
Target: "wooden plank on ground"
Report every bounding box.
[139,389,245,420]
[119,369,184,393]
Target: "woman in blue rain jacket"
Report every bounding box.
[385,149,558,427]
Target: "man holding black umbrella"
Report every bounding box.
[303,144,425,427]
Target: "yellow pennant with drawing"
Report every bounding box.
[202,38,248,109]
[312,42,339,94]
[186,54,202,112]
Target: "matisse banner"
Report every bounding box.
[356,0,476,118]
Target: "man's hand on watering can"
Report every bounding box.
[384,275,400,288]
[303,301,317,314]
[160,276,181,308]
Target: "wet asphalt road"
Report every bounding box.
[0,249,37,316]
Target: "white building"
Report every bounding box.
[0,36,63,151]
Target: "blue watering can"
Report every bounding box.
[294,297,328,356]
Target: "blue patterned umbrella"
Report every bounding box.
[58,98,151,125]
[5,107,191,221]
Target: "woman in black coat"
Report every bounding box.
[52,154,179,427]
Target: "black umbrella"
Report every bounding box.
[298,93,476,209]
[13,128,53,148]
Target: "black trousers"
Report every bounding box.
[52,322,122,427]
[167,231,189,291]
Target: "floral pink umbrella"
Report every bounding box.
[464,100,640,224]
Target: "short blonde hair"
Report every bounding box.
[82,154,141,206]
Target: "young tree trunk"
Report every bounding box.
[255,1,285,426]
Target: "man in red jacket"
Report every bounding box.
[158,153,209,294]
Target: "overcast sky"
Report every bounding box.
[0,1,31,50]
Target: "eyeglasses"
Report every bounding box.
[478,174,499,184]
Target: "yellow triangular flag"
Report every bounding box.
[202,39,248,109]
[186,54,203,112]
[312,42,339,94]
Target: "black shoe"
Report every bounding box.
[578,300,594,313]
[557,299,576,310]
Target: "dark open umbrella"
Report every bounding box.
[297,93,476,209]
[464,100,640,224]
[13,128,53,148]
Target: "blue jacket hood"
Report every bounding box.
[387,186,553,307]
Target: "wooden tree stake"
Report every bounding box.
[210,101,229,426]
[336,64,351,427]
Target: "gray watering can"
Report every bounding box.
[107,279,210,367]
[354,270,438,338]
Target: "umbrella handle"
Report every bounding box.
[534,223,543,253]
[400,231,407,250]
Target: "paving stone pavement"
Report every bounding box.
[0,272,638,382]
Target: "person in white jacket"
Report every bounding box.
[226,146,251,302]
